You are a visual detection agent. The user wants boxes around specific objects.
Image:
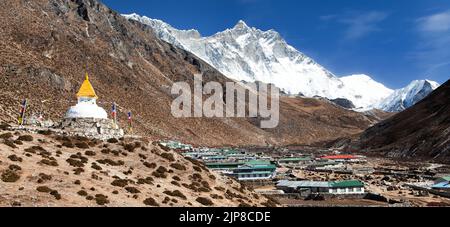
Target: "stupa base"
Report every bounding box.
[59,118,124,140]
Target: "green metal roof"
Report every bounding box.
[235,171,274,176]
[438,176,450,181]
[330,180,364,188]
[207,156,227,159]
[251,165,277,170]
[206,162,244,167]
[246,160,272,165]
[240,164,277,171]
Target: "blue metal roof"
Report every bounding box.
[432,182,450,189]
[277,180,330,188]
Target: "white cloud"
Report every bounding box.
[417,10,450,32]
[321,11,389,40]
[412,10,450,78]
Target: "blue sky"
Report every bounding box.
[102,0,450,89]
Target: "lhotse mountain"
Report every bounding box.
[123,14,440,112]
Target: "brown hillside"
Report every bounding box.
[360,80,450,163]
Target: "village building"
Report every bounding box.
[277,180,365,196]
[159,140,193,151]
[228,160,277,181]
[277,181,330,194]
[205,162,244,173]
[321,155,367,164]
[59,73,124,140]
[306,161,341,171]
[277,157,312,166]
[203,155,228,162]
[329,180,365,195]
[321,155,356,161]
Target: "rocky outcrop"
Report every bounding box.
[330,98,356,109]
[73,0,90,21]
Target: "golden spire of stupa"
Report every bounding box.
[76,72,98,99]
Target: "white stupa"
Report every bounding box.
[65,73,108,119]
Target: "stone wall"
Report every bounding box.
[59,118,124,140]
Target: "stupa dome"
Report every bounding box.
[65,102,108,119]
[65,73,108,119]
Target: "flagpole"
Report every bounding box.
[127,111,133,134]
[18,99,27,126]
[112,102,118,129]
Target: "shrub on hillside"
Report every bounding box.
[39,159,59,167]
[107,138,119,144]
[17,135,33,142]
[170,163,186,171]
[8,155,23,162]
[161,152,175,162]
[97,159,124,166]
[85,150,96,156]
[77,190,88,197]
[143,162,157,169]
[111,179,129,188]
[0,132,13,140]
[163,190,187,200]
[62,141,75,148]
[123,143,136,152]
[196,197,214,206]
[75,142,89,149]
[1,170,20,183]
[38,173,52,183]
[193,166,203,173]
[125,187,141,194]
[8,165,22,171]
[0,123,10,130]
[211,194,224,200]
[38,130,52,136]
[3,140,17,149]
[66,158,85,168]
[95,194,110,205]
[152,166,168,178]
[143,198,159,207]
[36,186,52,193]
[50,190,62,200]
[91,163,102,171]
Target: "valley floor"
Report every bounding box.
[245,148,450,207]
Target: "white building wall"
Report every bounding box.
[329,187,365,195]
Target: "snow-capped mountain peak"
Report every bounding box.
[376,80,441,112]
[234,20,249,29]
[122,13,437,111]
[339,74,394,110]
